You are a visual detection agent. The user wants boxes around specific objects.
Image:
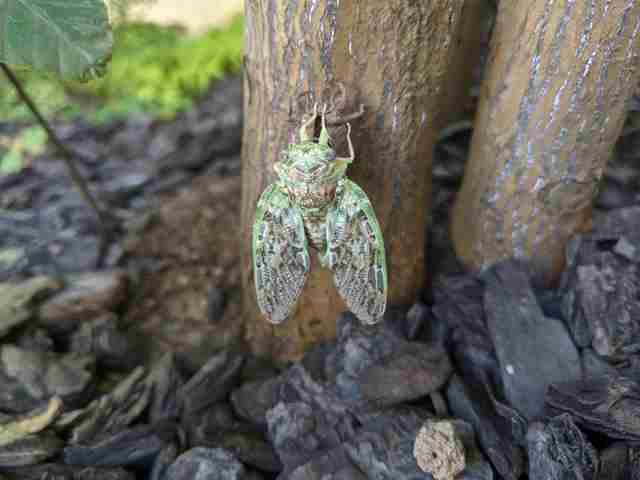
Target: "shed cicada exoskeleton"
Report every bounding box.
[253,104,387,325]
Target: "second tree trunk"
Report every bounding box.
[452,0,640,286]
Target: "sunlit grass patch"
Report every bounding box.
[0,15,244,124]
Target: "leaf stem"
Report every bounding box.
[1,63,108,227]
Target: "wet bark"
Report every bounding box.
[241,0,468,362]
[451,0,640,286]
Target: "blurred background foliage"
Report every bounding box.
[0,0,244,173]
[0,4,243,124]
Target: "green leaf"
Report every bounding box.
[0,0,113,81]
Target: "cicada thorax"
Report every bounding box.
[284,173,343,252]
[296,190,333,252]
[301,212,328,252]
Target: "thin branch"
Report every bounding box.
[1,63,108,227]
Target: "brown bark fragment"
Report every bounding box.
[242,0,467,362]
[452,0,640,286]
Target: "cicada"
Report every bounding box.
[253,104,387,325]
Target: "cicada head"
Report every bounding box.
[274,105,353,209]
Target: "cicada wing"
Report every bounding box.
[327,179,387,324]
[253,184,310,324]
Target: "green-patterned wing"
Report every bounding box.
[326,179,387,324]
[253,183,310,324]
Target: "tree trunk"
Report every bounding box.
[241,0,468,362]
[436,0,494,128]
[451,0,640,286]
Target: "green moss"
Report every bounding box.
[0,15,244,123]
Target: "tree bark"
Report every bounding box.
[436,0,494,128]
[242,0,467,362]
[451,0,640,286]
